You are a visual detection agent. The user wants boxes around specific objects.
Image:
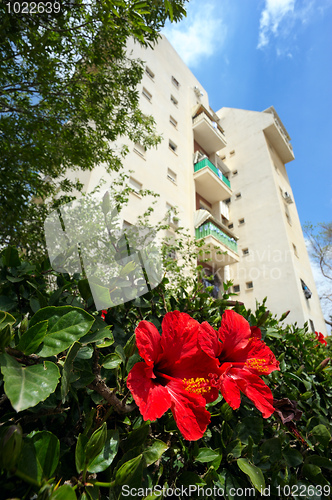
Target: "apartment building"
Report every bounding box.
[79,35,327,335]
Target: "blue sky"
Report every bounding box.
[163,0,332,323]
[163,0,332,228]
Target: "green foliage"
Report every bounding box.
[0,244,331,499]
[0,0,188,257]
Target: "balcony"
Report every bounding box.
[195,221,239,266]
[263,106,295,163]
[194,158,232,203]
[193,110,227,154]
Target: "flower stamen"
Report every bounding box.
[183,377,211,395]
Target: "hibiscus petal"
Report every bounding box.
[250,325,262,339]
[244,338,280,375]
[127,362,171,420]
[135,320,162,365]
[218,369,242,410]
[235,370,275,418]
[199,321,222,359]
[218,310,252,357]
[159,311,201,366]
[166,380,211,441]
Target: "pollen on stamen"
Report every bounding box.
[245,358,269,373]
[183,377,211,395]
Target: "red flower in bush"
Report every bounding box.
[314,331,327,346]
[127,311,219,440]
[199,310,279,418]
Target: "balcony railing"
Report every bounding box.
[195,222,238,253]
[194,158,231,188]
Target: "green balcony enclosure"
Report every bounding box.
[194,158,231,188]
[195,222,238,253]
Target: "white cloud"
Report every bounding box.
[258,0,296,49]
[162,1,225,68]
[256,0,326,51]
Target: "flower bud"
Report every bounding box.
[315,357,330,374]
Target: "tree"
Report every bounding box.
[0,0,188,256]
[304,222,332,327]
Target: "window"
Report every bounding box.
[169,115,178,128]
[242,248,249,256]
[230,150,235,157]
[285,204,292,225]
[145,66,154,80]
[246,281,254,290]
[133,143,146,158]
[167,168,177,184]
[301,279,312,299]
[142,87,152,101]
[170,94,178,106]
[220,155,226,161]
[166,202,179,227]
[309,319,315,333]
[239,218,245,225]
[233,284,240,293]
[292,243,298,258]
[225,198,231,204]
[228,223,234,229]
[169,140,177,153]
[233,170,238,176]
[235,192,242,199]
[129,177,142,195]
[171,75,180,88]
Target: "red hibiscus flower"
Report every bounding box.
[101,310,107,321]
[127,311,219,441]
[314,331,327,346]
[199,310,279,418]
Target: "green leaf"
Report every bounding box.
[87,429,119,473]
[143,439,168,467]
[85,423,108,465]
[261,438,282,462]
[114,454,142,486]
[102,352,123,369]
[1,246,21,267]
[237,417,263,444]
[0,353,60,412]
[50,485,77,500]
[0,324,12,351]
[311,424,331,448]
[16,320,48,355]
[17,431,59,484]
[29,306,94,357]
[0,310,16,329]
[61,341,81,402]
[283,446,303,467]
[196,447,221,463]
[0,295,17,311]
[237,458,265,492]
[75,434,89,474]
[306,455,332,470]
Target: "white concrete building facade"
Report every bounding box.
[79,35,327,335]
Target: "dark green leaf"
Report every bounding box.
[87,429,119,473]
[16,320,48,355]
[237,458,265,492]
[0,353,60,412]
[196,448,220,463]
[29,306,94,356]
[50,485,77,500]
[61,341,81,402]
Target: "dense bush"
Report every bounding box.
[0,243,331,500]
